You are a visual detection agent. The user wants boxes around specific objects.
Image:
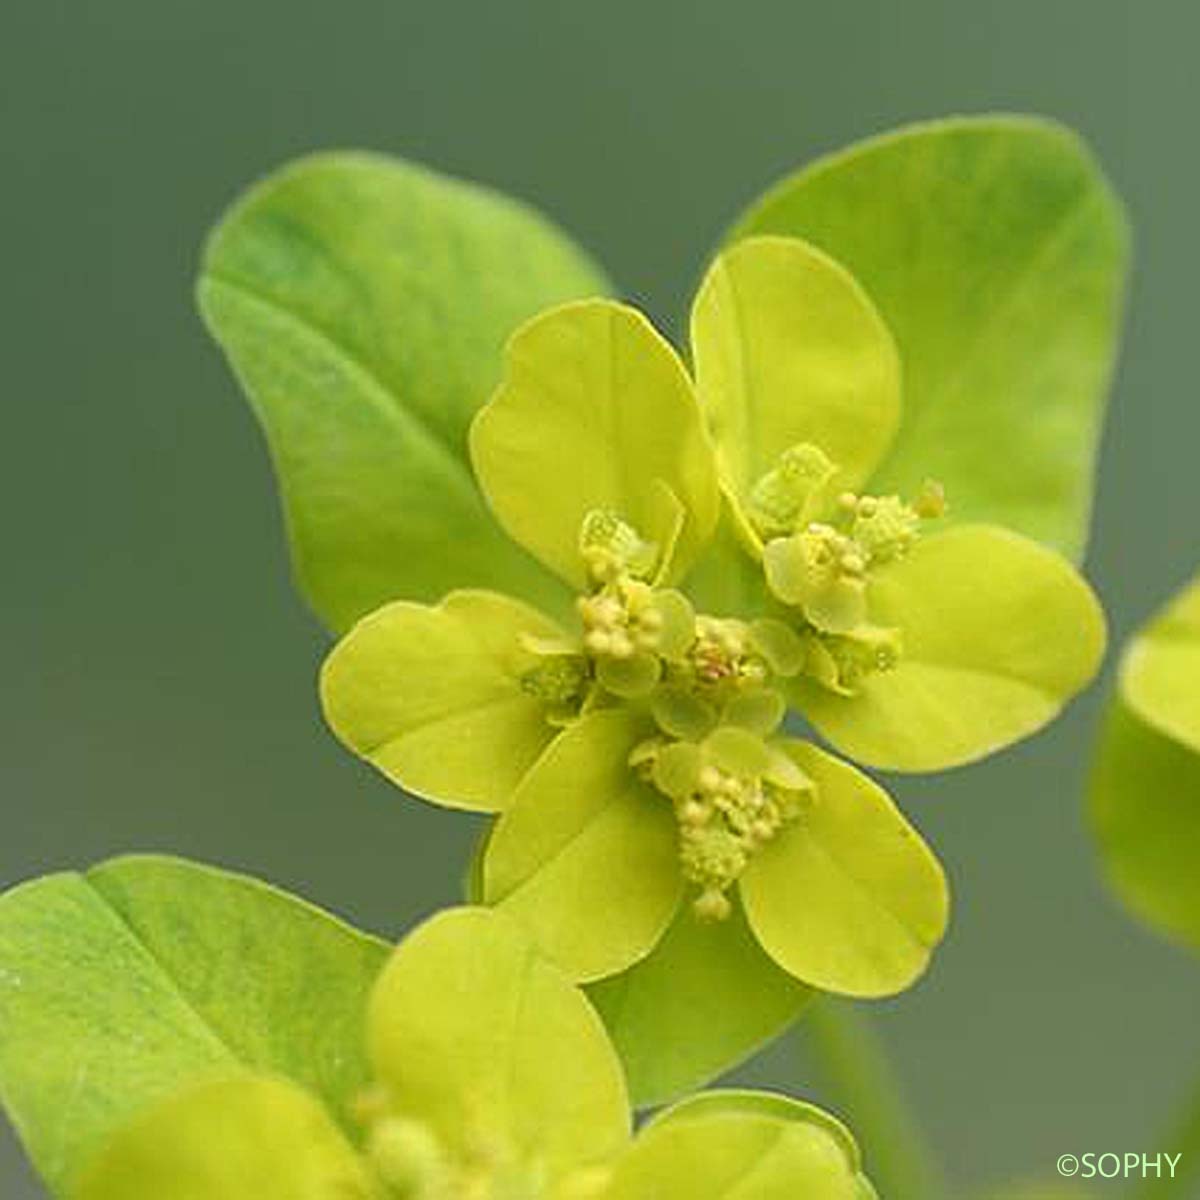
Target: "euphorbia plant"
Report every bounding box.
[0,114,1131,1199]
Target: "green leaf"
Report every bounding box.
[739,742,948,997]
[603,1089,871,1199]
[691,236,900,529]
[483,708,683,982]
[1120,572,1200,754]
[587,898,810,1109]
[730,116,1129,561]
[198,151,610,631]
[0,856,387,1196]
[75,1075,374,1200]
[792,524,1106,772]
[1091,699,1200,950]
[367,906,629,1181]
[470,300,721,589]
[321,589,568,812]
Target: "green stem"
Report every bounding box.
[1134,1074,1200,1199]
[802,996,949,1200]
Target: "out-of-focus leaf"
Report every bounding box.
[1091,700,1200,950]
[0,856,386,1196]
[603,1088,872,1199]
[367,907,629,1183]
[1121,572,1200,754]
[75,1075,375,1200]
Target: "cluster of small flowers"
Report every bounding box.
[578,582,665,661]
[746,442,947,695]
[840,480,945,563]
[676,759,807,921]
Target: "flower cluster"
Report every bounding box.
[322,234,1105,1006]
[526,509,816,921]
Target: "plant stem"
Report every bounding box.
[1134,1074,1200,1199]
[803,996,949,1200]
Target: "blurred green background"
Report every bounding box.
[3,2,1197,1195]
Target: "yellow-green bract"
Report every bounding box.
[1092,572,1200,949]
[0,857,877,1199]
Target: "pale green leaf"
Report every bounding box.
[199,152,609,631]
[75,1075,374,1200]
[0,856,386,1196]
[740,742,948,997]
[483,709,683,982]
[587,899,809,1109]
[603,1091,870,1199]
[730,116,1129,560]
[470,300,721,589]
[367,907,629,1180]
[1120,572,1200,754]
[1091,700,1200,950]
[321,590,567,812]
[691,236,900,529]
[792,524,1106,771]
